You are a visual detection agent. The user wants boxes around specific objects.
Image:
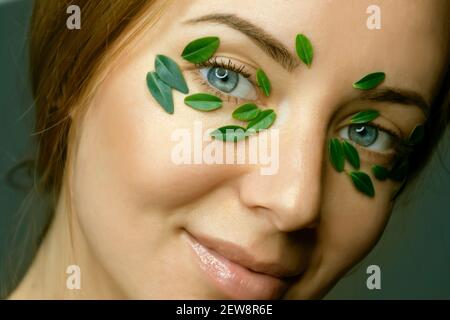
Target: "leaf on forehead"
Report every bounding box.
[352,72,385,90]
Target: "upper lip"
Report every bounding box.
[187,231,302,279]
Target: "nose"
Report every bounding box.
[238,109,325,232]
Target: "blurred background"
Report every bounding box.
[1,0,449,299]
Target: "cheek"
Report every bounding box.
[318,166,395,270]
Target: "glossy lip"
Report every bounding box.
[183,230,298,300]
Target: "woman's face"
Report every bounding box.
[69,0,448,299]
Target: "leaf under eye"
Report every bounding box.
[295,34,313,67]
[348,171,375,197]
[372,165,389,181]
[352,72,385,90]
[256,69,271,97]
[246,109,276,133]
[181,36,220,64]
[146,72,174,114]
[328,138,345,172]
[350,109,380,124]
[211,125,247,142]
[184,93,223,111]
[407,124,425,145]
[155,54,189,94]
[342,140,360,169]
[232,103,261,121]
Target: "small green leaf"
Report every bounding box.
[342,140,360,169]
[146,72,174,114]
[211,125,247,142]
[246,109,276,133]
[256,69,271,96]
[372,165,389,181]
[407,124,425,145]
[295,34,313,67]
[232,103,261,121]
[181,36,220,64]
[329,138,345,172]
[352,72,385,90]
[184,93,222,111]
[389,158,409,182]
[348,171,375,197]
[350,110,380,124]
[155,54,189,94]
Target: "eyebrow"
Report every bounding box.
[359,87,430,115]
[185,13,299,71]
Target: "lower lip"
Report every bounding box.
[184,232,287,300]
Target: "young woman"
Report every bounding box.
[8,0,450,299]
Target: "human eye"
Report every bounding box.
[195,56,258,102]
[338,124,398,153]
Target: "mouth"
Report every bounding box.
[183,230,299,300]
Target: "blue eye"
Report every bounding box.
[339,124,396,152]
[199,65,257,100]
[348,124,378,147]
[207,68,239,93]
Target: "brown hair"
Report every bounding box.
[30,0,164,198]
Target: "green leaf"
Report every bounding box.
[232,103,261,121]
[350,109,380,124]
[407,124,425,145]
[352,72,385,90]
[181,36,220,64]
[389,158,409,182]
[328,138,345,172]
[372,165,389,181]
[256,69,271,96]
[246,109,276,133]
[146,72,174,114]
[211,125,247,142]
[342,140,360,169]
[184,93,222,111]
[348,171,375,197]
[155,54,189,94]
[295,34,313,67]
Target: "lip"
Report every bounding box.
[183,230,294,300]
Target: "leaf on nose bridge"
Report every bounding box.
[295,34,314,67]
[328,138,345,172]
[256,69,271,97]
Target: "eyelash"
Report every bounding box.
[192,57,258,103]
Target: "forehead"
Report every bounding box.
[173,0,448,105]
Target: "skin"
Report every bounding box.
[10,0,449,299]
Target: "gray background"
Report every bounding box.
[1,0,449,299]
